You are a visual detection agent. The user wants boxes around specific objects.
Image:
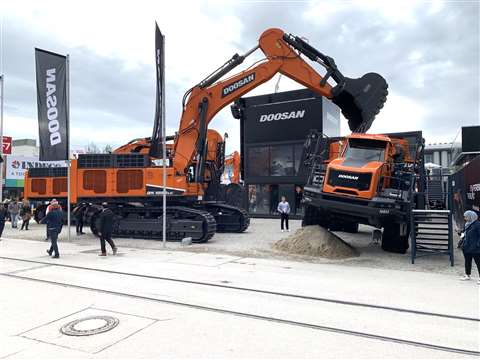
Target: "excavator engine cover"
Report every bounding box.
[331,72,388,133]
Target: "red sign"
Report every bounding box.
[2,136,12,155]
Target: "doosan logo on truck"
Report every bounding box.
[45,68,62,146]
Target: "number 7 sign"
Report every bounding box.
[2,136,12,155]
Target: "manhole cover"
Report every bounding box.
[60,316,119,336]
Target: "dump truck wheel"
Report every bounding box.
[302,205,319,226]
[382,222,408,254]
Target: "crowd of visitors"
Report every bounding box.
[0,198,118,258]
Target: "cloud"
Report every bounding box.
[0,0,478,159]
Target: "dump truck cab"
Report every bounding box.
[301,130,424,253]
[323,134,412,200]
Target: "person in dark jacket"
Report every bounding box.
[74,204,86,235]
[460,210,480,283]
[20,200,32,231]
[0,203,7,239]
[98,203,117,256]
[40,201,63,258]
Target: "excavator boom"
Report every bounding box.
[173,28,388,178]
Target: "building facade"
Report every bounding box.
[2,139,66,200]
[424,143,456,171]
[233,89,340,217]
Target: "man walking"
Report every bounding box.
[98,203,117,256]
[41,200,63,259]
[277,196,291,232]
[8,199,20,229]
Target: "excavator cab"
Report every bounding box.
[282,33,388,133]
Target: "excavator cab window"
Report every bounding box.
[187,166,195,183]
[343,138,387,165]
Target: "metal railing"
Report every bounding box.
[410,209,454,266]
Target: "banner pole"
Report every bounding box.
[162,34,166,249]
[0,74,3,203]
[66,54,71,243]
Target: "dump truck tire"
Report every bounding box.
[382,222,408,254]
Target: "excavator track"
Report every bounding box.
[86,205,216,243]
[202,203,250,233]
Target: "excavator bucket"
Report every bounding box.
[331,72,388,133]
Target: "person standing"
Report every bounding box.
[294,186,303,215]
[277,196,291,232]
[44,199,61,241]
[40,200,63,258]
[8,199,20,229]
[74,204,86,235]
[98,203,117,256]
[20,200,32,231]
[0,203,7,240]
[460,210,480,284]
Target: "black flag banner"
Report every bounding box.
[35,48,69,161]
[149,23,165,158]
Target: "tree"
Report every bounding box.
[84,142,113,154]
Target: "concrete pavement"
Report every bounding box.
[0,237,478,358]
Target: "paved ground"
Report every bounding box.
[0,219,478,358]
[2,218,466,275]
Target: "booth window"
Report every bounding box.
[248,146,269,176]
[294,144,303,175]
[270,145,294,176]
[248,184,279,214]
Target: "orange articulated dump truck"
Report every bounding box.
[25,28,388,242]
[301,130,426,254]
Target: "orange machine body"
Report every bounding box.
[25,28,338,203]
[223,151,241,184]
[322,134,411,200]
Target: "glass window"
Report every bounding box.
[248,184,274,214]
[248,147,269,177]
[424,154,433,164]
[294,144,303,175]
[270,145,294,176]
[344,138,386,163]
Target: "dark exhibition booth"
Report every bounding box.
[232,89,340,218]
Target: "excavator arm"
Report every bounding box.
[173,28,388,180]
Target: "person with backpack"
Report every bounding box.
[41,200,63,258]
[98,203,118,256]
[460,210,480,284]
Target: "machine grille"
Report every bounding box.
[327,169,372,191]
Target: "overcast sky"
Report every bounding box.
[1,0,479,153]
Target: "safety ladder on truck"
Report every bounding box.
[410,209,454,266]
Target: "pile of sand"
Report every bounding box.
[273,225,358,259]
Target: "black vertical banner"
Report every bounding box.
[149,23,165,158]
[35,48,69,161]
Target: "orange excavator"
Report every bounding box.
[24,28,388,242]
[223,151,241,184]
